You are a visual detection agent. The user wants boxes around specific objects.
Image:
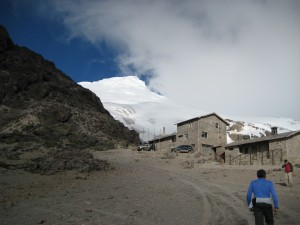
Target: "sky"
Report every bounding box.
[1,0,300,120]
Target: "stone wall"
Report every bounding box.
[176,119,198,148]
[153,138,175,151]
[198,115,227,148]
[286,134,300,164]
[215,146,225,162]
[269,139,286,165]
[225,147,240,164]
[176,115,227,154]
[225,142,273,165]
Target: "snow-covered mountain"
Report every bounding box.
[79,76,300,143]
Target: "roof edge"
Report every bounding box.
[176,112,230,126]
[225,130,300,148]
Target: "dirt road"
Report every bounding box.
[1,148,300,224]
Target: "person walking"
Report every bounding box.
[282,159,293,187]
[247,169,279,225]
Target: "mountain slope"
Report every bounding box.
[79,76,208,139]
[79,76,300,143]
[0,25,139,172]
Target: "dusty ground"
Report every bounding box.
[1,148,300,225]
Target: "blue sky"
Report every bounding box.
[0,0,120,82]
[1,0,299,120]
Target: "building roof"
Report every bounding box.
[148,133,176,143]
[176,112,230,126]
[225,130,300,148]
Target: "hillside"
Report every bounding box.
[0,25,139,173]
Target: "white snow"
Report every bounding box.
[227,133,234,144]
[79,76,300,142]
[80,76,167,104]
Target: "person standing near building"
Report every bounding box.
[282,159,293,187]
[247,169,279,225]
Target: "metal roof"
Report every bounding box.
[225,130,300,148]
[148,133,176,142]
[176,112,230,126]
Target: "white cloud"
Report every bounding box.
[47,0,300,119]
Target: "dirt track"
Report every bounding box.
[1,148,300,225]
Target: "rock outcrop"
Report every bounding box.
[0,25,139,173]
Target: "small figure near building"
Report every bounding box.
[282,159,293,187]
[247,169,279,225]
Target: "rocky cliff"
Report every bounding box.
[0,25,139,173]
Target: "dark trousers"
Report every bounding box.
[254,203,274,225]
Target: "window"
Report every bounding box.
[202,132,208,138]
[216,123,219,128]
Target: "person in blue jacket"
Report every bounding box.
[247,169,279,225]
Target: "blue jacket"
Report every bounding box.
[247,178,279,209]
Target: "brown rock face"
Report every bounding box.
[0,25,139,173]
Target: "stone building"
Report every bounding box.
[149,113,229,158]
[224,128,300,165]
[150,133,176,151]
[175,113,229,154]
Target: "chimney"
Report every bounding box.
[162,127,166,135]
[271,127,278,135]
[242,135,250,140]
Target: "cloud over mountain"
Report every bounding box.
[41,0,300,120]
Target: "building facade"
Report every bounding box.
[148,113,229,157]
[150,134,176,151]
[175,113,229,156]
[224,130,300,165]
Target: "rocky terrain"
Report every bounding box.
[0,25,139,174]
